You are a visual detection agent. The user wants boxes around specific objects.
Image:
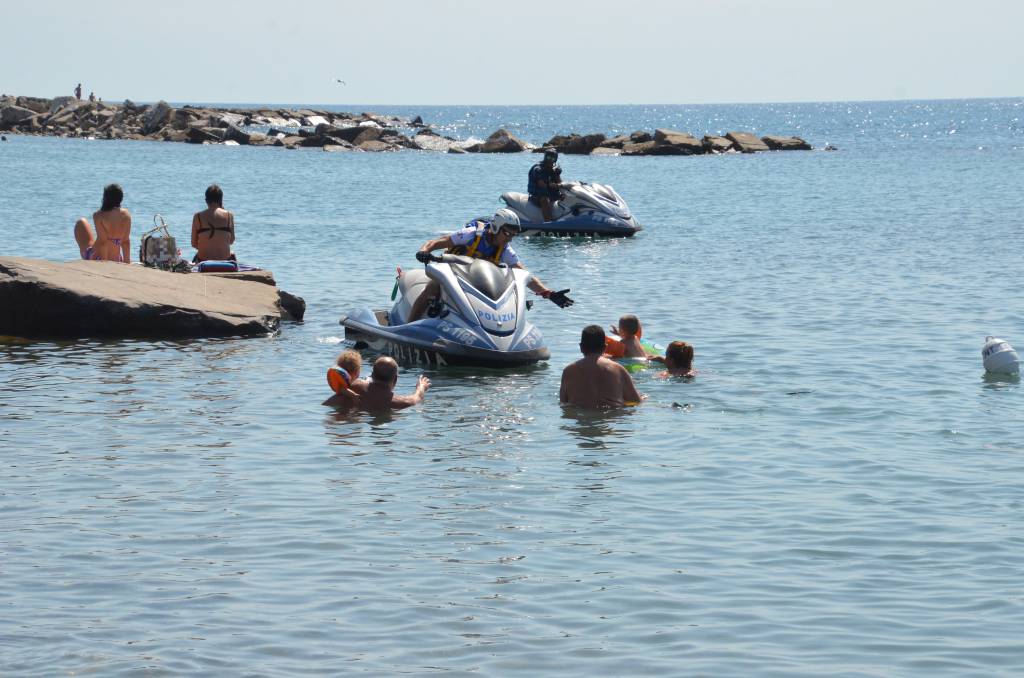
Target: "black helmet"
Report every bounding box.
[543,148,558,162]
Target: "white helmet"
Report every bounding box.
[489,208,521,235]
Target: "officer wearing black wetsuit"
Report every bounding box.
[528,148,563,222]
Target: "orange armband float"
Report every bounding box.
[327,366,352,394]
[604,336,626,358]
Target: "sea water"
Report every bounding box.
[2,100,1024,675]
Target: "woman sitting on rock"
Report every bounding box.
[73,183,132,262]
[191,184,236,262]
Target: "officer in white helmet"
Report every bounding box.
[407,209,574,322]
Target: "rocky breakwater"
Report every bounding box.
[0,94,820,156]
[538,128,814,156]
[0,258,305,340]
[0,94,440,152]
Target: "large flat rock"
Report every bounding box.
[0,257,304,339]
[726,131,770,153]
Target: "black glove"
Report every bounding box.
[548,289,574,308]
[415,251,432,263]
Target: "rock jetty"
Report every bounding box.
[0,257,305,340]
[538,128,813,156]
[1,94,815,155]
[0,94,436,152]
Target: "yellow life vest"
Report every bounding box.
[446,223,505,264]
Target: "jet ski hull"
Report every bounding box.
[517,215,642,238]
[340,307,550,368]
[500,184,643,238]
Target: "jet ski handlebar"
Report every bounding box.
[417,252,505,267]
[415,251,444,264]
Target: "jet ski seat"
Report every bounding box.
[392,268,432,325]
[500,192,552,224]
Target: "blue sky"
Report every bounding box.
[3,0,1021,106]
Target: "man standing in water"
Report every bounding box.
[360,357,431,411]
[560,325,642,408]
[528,148,562,222]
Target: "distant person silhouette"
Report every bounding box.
[74,83,82,100]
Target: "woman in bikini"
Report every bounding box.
[191,184,236,262]
[73,184,132,262]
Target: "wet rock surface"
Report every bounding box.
[0,257,305,340]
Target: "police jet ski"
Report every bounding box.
[499,180,643,238]
[339,253,550,367]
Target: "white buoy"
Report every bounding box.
[982,336,1020,374]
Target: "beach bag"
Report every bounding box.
[139,214,184,270]
[196,260,239,273]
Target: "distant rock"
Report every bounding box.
[15,96,51,114]
[544,133,606,155]
[48,96,77,114]
[213,111,245,128]
[303,114,330,127]
[0,257,303,339]
[652,129,704,155]
[474,128,532,153]
[600,134,631,149]
[352,126,384,145]
[223,124,252,145]
[702,135,736,153]
[276,135,304,148]
[621,140,658,156]
[1,105,37,126]
[317,124,364,144]
[762,135,812,151]
[726,131,769,153]
[142,100,174,134]
[186,127,222,144]
[357,139,395,152]
[413,132,459,152]
[590,147,621,156]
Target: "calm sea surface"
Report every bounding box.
[2,100,1024,675]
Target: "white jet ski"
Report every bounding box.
[339,253,550,367]
[499,180,643,237]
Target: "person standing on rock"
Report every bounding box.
[73,184,132,262]
[88,92,96,102]
[528,148,563,222]
[74,83,82,100]
[191,184,236,263]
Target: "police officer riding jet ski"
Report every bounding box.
[339,210,574,367]
[498,148,643,238]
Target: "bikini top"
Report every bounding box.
[197,212,234,239]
